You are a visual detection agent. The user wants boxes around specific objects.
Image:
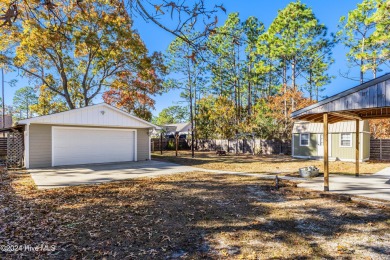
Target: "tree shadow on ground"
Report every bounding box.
[1,172,389,259]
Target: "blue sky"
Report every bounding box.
[3,0,385,116]
[132,0,381,116]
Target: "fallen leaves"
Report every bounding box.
[0,171,389,259]
[153,151,390,176]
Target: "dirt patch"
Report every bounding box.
[0,171,389,259]
[153,151,390,176]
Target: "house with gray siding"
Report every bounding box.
[292,120,370,162]
[17,103,158,169]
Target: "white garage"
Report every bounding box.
[52,127,136,166]
[18,103,158,169]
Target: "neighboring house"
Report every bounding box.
[292,120,370,162]
[0,115,13,128]
[17,103,158,169]
[162,122,191,138]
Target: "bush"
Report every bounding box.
[166,140,175,150]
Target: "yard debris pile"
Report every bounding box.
[0,171,389,259]
[299,166,320,178]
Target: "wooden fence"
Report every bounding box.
[370,139,390,160]
[0,137,7,156]
[152,138,291,155]
[151,138,190,152]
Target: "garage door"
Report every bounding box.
[52,127,136,166]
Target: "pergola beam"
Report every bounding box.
[361,114,390,119]
[330,111,362,121]
[328,116,345,124]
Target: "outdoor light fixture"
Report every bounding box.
[100,110,105,115]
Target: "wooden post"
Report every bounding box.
[175,132,178,157]
[323,113,329,191]
[355,119,360,177]
[252,133,255,155]
[160,132,163,155]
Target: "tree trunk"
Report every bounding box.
[248,62,252,116]
[194,82,198,151]
[282,60,288,140]
[187,47,195,158]
[292,58,296,90]
[63,83,75,109]
[309,69,313,101]
[291,58,296,112]
[26,98,29,119]
[219,59,223,96]
[236,43,241,122]
[282,60,287,120]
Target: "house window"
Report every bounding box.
[300,133,309,146]
[340,133,352,147]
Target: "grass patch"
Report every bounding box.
[1,171,389,258]
[153,151,390,176]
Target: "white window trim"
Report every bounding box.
[340,133,352,148]
[317,133,324,146]
[300,133,310,147]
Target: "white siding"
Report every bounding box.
[29,124,52,168]
[19,103,156,129]
[137,129,150,161]
[293,120,369,134]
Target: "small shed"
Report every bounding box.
[17,103,158,169]
[292,120,370,162]
[292,73,390,191]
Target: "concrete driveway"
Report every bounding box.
[298,167,390,201]
[29,160,200,189]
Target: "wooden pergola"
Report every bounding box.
[292,73,390,191]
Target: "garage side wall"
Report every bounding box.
[137,129,150,160]
[29,124,52,168]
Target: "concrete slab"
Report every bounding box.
[29,160,201,189]
[298,167,390,201]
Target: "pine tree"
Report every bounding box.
[338,0,385,81]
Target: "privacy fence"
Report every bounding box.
[370,139,390,160]
[0,137,7,157]
[0,133,25,168]
[151,138,291,155]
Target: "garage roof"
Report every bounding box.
[18,103,158,129]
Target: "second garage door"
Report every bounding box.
[52,127,136,166]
